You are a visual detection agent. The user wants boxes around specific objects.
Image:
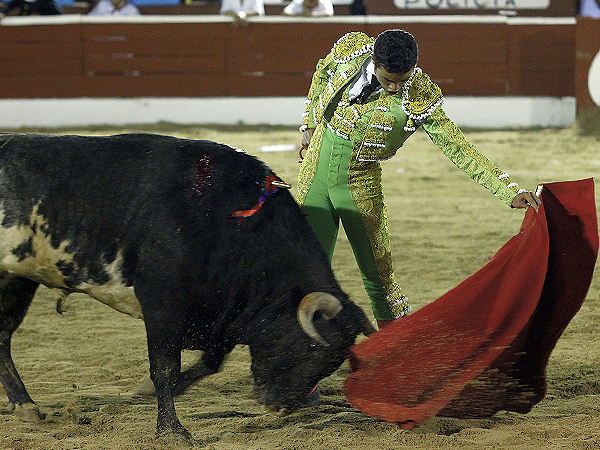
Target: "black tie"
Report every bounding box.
[354,77,381,104]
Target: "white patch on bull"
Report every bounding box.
[0,206,143,319]
[76,253,143,319]
[0,206,73,288]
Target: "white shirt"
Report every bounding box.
[580,0,600,18]
[348,59,382,103]
[88,0,140,15]
[220,0,265,15]
[282,0,333,17]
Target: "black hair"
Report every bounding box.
[372,29,418,74]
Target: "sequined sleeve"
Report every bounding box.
[422,107,520,206]
[301,32,373,132]
[301,54,333,131]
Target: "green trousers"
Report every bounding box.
[301,128,395,320]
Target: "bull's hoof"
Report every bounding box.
[129,377,156,396]
[8,402,46,423]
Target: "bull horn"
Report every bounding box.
[297,292,343,346]
[270,180,291,189]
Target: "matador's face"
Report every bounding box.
[372,59,415,97]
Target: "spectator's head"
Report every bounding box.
[303,0,319,9]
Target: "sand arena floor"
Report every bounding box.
[0,116,599,449]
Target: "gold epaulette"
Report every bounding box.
[331,32,375,64]
[401,68,444,131]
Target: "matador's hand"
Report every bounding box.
[299,128,315,160]
[512,191,541,212]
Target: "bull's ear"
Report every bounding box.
[297,292,342,346]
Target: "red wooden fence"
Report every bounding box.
[0,17,579,102]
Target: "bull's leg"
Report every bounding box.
[0,276,43,422]
[143,315,198,447]
[131,349,227,397]
[173,347,228,396]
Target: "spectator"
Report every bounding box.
[0,0,61,16]
[579,0,600,18]
[88,0,140,15]
[282,0,333,17]
[220,0,264,21]
[349,0,366,15]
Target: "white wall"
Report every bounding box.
[0,96,576,129]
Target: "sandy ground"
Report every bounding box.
[0,115,599,449]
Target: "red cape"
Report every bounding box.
[345,179,598,428]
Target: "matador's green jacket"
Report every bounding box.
[296,31,522,208]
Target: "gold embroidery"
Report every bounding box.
[388,288,411,318]
[328,92,356,140]
[347,170,411,317]
[302,32,375,130]
[355,99,399,162]
[402,68,444,131]
[331,32,374,64]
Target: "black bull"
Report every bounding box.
[0,133,374,445]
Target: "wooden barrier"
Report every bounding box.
[576,17,600,113]
[0,16,580,105]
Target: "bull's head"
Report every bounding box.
[249,292,375,413]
